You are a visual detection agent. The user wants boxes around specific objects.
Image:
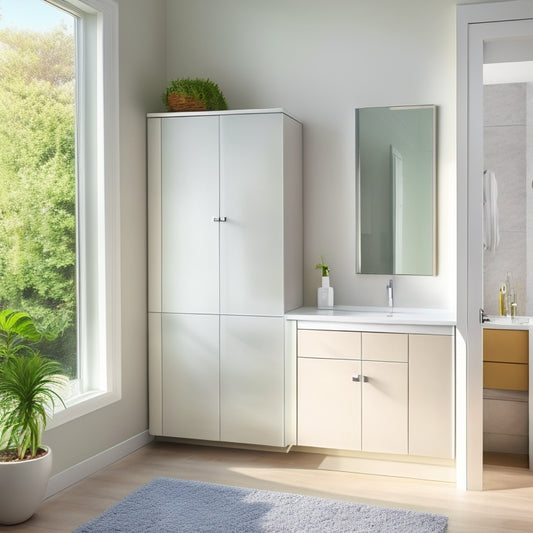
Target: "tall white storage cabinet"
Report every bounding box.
[148,109,303,448]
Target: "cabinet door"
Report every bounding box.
[298,358,362,450]
[219,114,284,316]
[362,361,408,454]
[409,334,454,458]
[162,314,219,440]
[220,315,285,446]
[161,116,220,314]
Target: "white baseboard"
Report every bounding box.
[45,430,153,498]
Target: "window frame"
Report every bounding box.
[44,0,121,428]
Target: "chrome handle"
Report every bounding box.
[352,374,368,383]
[213,217,227,222]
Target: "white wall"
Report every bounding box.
[164,0,460,311]
[42,0,166,476]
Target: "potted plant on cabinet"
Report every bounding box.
[162,77,228,112]
[0,309,68,525]
[315,257,334,309]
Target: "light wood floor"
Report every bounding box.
[1,441,533,532]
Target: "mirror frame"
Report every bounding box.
[355,104,437,276]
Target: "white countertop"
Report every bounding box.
[286,306,456,326]
[483,315,531,329]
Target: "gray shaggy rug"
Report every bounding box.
[73,477,448,532]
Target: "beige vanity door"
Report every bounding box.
[361,360,408,454]
[409,334,454,458]
[297,357,362,450]
[360,332,408,454]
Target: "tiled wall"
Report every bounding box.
[483,83,528,316]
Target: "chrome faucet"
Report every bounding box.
[387,279,394,311]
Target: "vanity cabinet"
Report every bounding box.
[148,109,302,447]
[298,331,408,454]
[297,328,454,459]
[483,329,528,391]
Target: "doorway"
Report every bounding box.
[482,65,532,471]
[458,1,533,490]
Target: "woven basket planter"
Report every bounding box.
[167,93,207,112]
[162,78,227,112]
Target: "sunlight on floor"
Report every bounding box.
[226,464,458,511]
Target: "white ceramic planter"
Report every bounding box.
[0,446,52,525]
[317,276,334,308]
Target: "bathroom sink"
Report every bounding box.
[286,306,456,326]
[334,306,449,322]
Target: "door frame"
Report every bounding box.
[457,0,533,490]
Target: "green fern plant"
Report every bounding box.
[162,77,228,111]
[0,310,67,461]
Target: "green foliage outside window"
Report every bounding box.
[0,26,77,378]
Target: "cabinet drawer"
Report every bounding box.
[298,330,361,359]
[362,332,408,362]
[483,361,528,391]
[483,329,528,364]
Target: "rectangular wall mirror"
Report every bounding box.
[356,105,437,275]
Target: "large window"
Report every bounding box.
[0,0,77,376]
[0,0,120,420]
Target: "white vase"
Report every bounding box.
[317,276,334,308]
[0,446,53,525]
